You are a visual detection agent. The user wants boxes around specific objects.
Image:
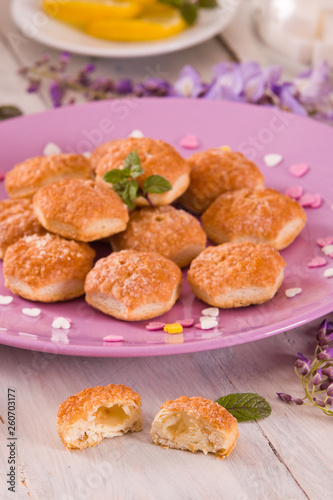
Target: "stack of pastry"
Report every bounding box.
[1,138,306,319]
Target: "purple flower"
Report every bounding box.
[143,79,172,97]
[116,79,133,95]
[59,51,70,64]
[49,81,64,107]
[277,392,293,402]
[312,369,322,386]
[82,63,95,73]
[204,62,244,101]
[322,367,333,378]
[276,83,308,116]
[317,348,333,360]
[313,397,326,408]
[317,319,328,341]
[173,65,203,97]
[326,397,333,406]
[327,383,333,397]
[294,61,332,106]
[294,352,311,374]
[27,80,41,93]
[292,398,304,406]
[320,380,331,391]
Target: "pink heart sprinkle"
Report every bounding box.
[176,318,194,327]
[179,134,200,150]
[289,163,309,177]
[146,322,166,331]
[317,236,333,247]
[307,257,326,268]
[0,171,5,181]
[309,194,322,208]
[299,193,319,207]
[285,185,303,199]
[103,335,124,342]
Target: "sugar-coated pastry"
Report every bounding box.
[84,250,182,321]
[111,206,207,268]
[187,241,286,308]
[150,396,239,459]
[93,138,190,206]
[5,154,92,199]
[33,178,129,242]
[0,199,46,259]
[202,188,306,250]
[57,384,142,450]
[3,233,95,302]
[180,149,265,213]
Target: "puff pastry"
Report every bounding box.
[57,384,142,450]
[111,206,207,268]
[180,149,265,213]
[150,396,239,459]
[187,241,286,308]
[3,233,95,302]
[85,249,182,321]
[33,178,129,242]
[202,187,306,250]
[5,154,92,198]
[93,138,190,206]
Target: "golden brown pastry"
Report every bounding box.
[5,154,92,199]
[33,178,129,242]
[187,241,286,308]
[180,149,265,213]
[111,206,207,268]
[150,396,239,459]
[93,138,190,206]
[3,233,95,302]
[84,249,182,321]
[0,199,46,259]
[201,187,306,250]
[57,384,142,450]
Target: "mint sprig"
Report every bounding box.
[103,150,172,209]
[216,393,272,422]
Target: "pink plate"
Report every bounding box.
[0,98,333,357]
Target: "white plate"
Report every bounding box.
[11,0,238,58]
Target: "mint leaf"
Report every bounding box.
[216,393,271,422]
[198,0,217,7]
[124,150,141,169]
[143,175,172,194]
[122,180,139,209]
[104,168,131,184]
[130,163,144,178]
[180,3,198,25]
[0,105,23,121]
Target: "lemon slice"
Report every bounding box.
[86,4,187,41]
[42,0,144,26]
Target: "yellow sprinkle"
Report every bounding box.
[164,323,183,334]
[221,145,231,151]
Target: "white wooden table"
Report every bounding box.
[1,2,333,499]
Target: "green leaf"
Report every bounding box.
[180,3,198,25]
[103,168,131,184]
[121,180,139,209]
[130,163,144,178]
[112,181,127,197]
[216,393,272,422]
[124,150,141,169]
[143,175,172,194]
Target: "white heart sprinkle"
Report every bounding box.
[324,268,333,278]
[128,129,144,139]
[103,335,124,342]
[0,295,13,305]
[22,308,41,317]
[52,317,71,329]
[82,151,91,158]
[263,153,283,167]
[285,288,302,298]
[200,320,218,330]
[43,142,62,156]
[322,245,333,256]
[201,307,219,317]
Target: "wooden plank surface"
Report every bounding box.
[1,1,333,500]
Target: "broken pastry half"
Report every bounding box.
[57,383,142,450]
[150,396,239,459]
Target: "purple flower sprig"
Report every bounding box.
[20,53,333,123]
[277,319,333,416]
